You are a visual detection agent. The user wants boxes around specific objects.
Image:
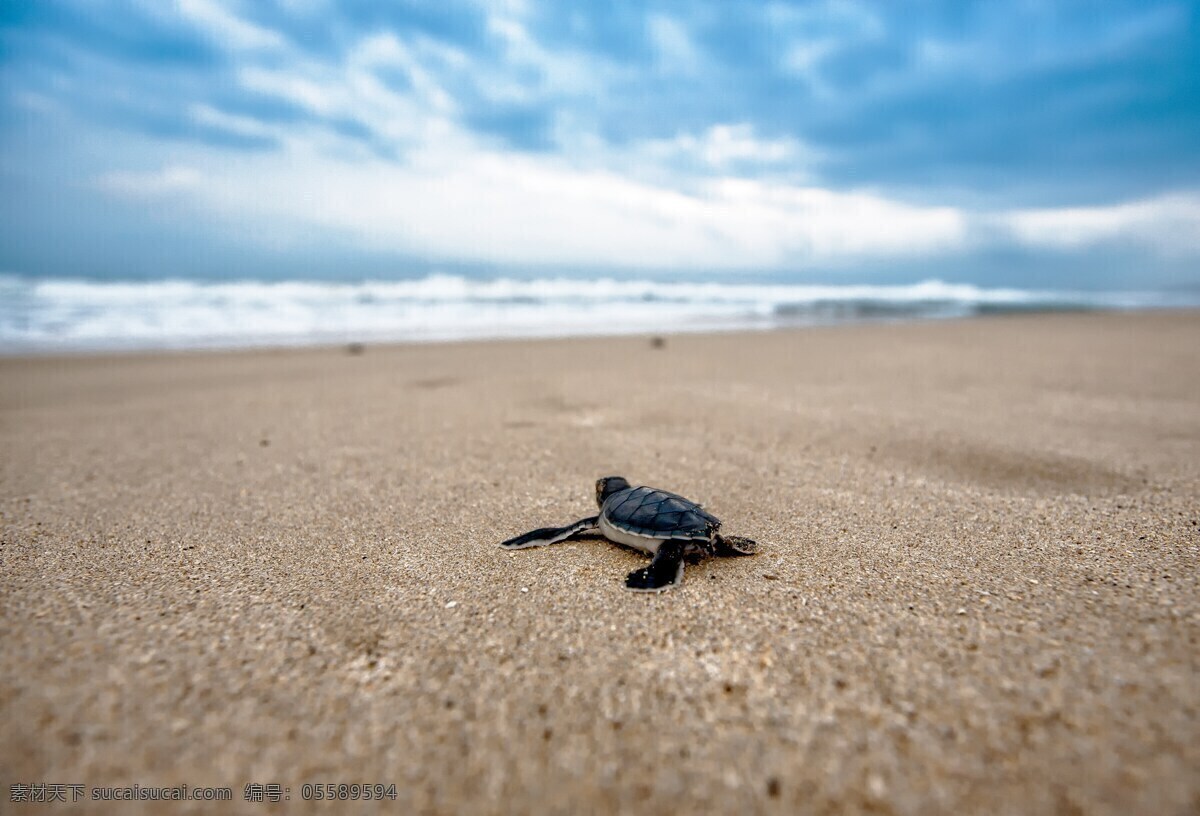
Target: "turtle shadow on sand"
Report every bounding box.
[500,476,757,593]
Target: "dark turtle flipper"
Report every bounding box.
[625,540,686,592]
[713,534,757,556]
[499,516,599,550]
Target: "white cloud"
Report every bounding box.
[350,32,466,113]
[238,68,337,116]
[232,32,465,150]
[783,40,838,75]
[647,14,700,74]
[190,103,275,139]
[95,165,203,196]
[768,1,884,97]
[1001,195,1200,255]
[175,0,284,51]
[482,10,618,102]
[116,132,966,269]
[649,124,807,169]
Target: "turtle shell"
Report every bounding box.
[601,486,720,539]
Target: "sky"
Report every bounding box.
[2,0,1199,289]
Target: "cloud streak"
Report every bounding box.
[1002,195,1200,256]
[134,142,969,269]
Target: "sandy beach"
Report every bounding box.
[2,311,1198,815]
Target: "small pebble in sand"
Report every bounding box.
[445,601,458,609]
[520,587,529,593]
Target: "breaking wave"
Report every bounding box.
[0,273,1191,353]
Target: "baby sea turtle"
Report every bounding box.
[500,476,757,592]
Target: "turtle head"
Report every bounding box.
[595,476,630,507]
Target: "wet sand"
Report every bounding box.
[2,312,1199,814]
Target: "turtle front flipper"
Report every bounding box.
[499,516,599,550]
[625,540,686,592]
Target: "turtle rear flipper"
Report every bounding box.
[500,516,598,550]
[625,540,686,592]
[714,534,757,556]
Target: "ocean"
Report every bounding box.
[0,274,1193,354]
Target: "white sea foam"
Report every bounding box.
[0,274,1190,353]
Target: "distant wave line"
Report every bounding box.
[0,274,1193,353]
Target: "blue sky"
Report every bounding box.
[2,0,1199,288]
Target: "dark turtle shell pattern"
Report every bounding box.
[602,486,720,539]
